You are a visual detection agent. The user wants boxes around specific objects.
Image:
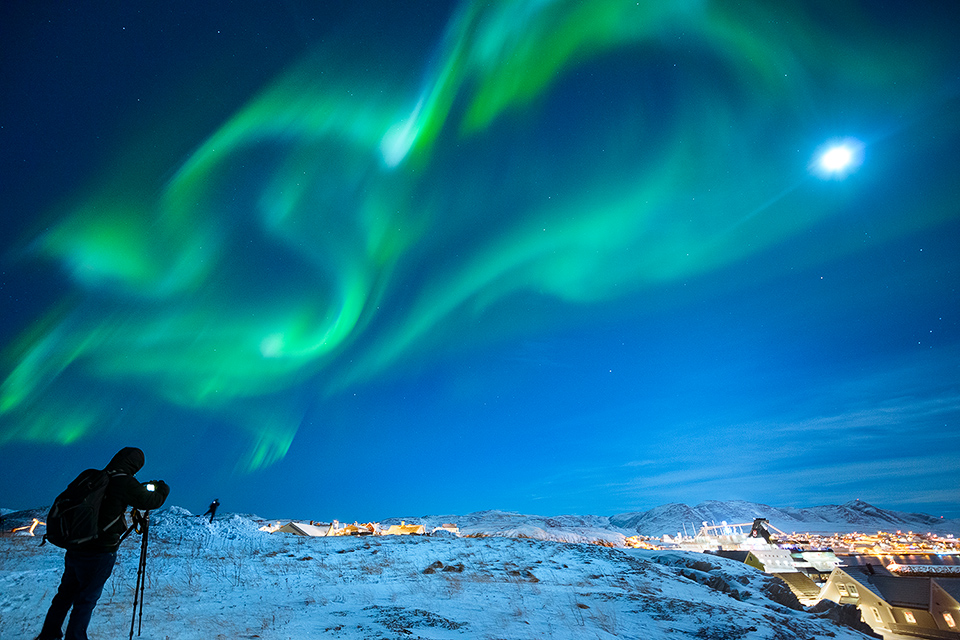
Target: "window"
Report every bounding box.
[904,611,917,624]
[871,607,883,623]
[944,612,957,629]
[837,584,849,596]
[848,585,859,597]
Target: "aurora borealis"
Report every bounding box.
[2,0,959,520]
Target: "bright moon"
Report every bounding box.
[811,138,864,179]
[820,146,853,171]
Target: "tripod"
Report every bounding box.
[128,509,150,640]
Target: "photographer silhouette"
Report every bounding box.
[36,448,169,640]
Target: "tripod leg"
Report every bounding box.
[129,512,150,639]
[137,513,150,636]
[129,557,142,640]
[138,543,146,634]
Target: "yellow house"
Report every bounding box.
[340,522,378,536]
[383,521,426,536]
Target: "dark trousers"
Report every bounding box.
[38,550,116,640]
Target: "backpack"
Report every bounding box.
[43,469,115,549]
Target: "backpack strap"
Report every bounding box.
[103,513,124,531]
[100,471,129,534]
[117,520,138,545]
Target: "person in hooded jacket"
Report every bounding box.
[36,447,170,640]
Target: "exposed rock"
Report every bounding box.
[808,600,881,638]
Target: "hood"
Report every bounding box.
[104,447,145,475]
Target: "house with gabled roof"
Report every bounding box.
[273,521,336,536]
[820,564,960,639]
[383,521,426,536]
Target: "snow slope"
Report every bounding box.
[1,506,876,640]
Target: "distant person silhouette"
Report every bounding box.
[36,447,169,640]
[202,498,220,523]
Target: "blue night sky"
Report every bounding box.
[2,0,958,522]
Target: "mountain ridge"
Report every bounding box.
[384,499,959,538]
[6,499,957,539]
[606,499,956,536]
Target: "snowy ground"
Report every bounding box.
[0,506,877,640]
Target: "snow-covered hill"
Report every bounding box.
[386,500,959,542]
[1,506,877,640]
[388,510,635,545]
[609,499,959,536]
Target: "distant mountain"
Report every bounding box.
[5,500,956,542]
[610,499,958,536]
[382,500,958,544]
[383,510,630,545]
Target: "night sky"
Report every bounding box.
[2,0,958,522]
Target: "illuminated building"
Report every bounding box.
[821,565,960,639]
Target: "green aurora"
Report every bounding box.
[2,0,957,474]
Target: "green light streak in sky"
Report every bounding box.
[1,0,953,468]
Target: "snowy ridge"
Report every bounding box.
[386,500,959,542]
[609,499,959,536]
[2,506,877,640]
[4,500,957,544]
[387,510,634,546]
